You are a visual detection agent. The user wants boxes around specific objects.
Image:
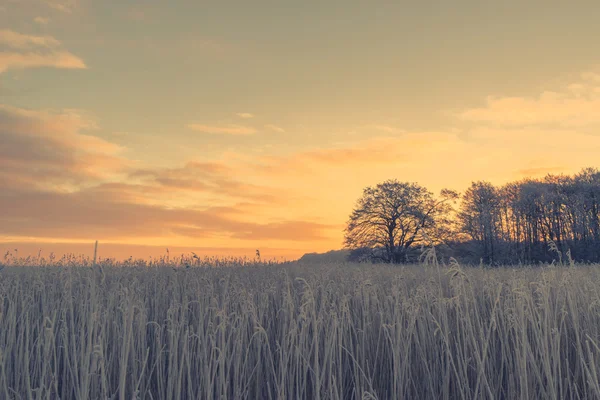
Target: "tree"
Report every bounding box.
[458,181,501,264]
[344,180,458,263]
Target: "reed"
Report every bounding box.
[0,258,599,399]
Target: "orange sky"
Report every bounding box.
[2,1,600,260]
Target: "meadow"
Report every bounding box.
[1,255,600,399]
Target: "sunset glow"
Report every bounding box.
[2,1,600,260]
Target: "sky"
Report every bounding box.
[2,0,600,260]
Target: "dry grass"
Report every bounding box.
[0,258,599,399]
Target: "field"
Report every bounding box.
[1,258,600,399]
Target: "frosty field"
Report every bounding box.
[1,260,600,399]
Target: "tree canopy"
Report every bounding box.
[344,180,458,263]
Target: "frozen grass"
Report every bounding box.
[0,260,599,399]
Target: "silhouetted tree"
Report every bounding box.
[344,180,458,263]
[453,168,600,264]
[458,181,500,264]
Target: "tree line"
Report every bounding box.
[344,167,600,265]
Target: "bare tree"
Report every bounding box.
[344,180,458,263]
[454,168,600,264]
[459,181,504,263]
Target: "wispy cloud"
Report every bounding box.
[187,124,257,135]
[131,161,285,204]
[44,0,77,13]
[362,124,404,134]
[0,29,60,49]
[457,70,600,127]
[0,52,86,73]
[236,112,254,119]
[33,16,50,25]
[0,29,85,73]
[253,134,453,176]
[581,71,600,83]
[264,124,285,133]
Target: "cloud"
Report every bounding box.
[0,104,333,247]
[0,29,85,73]
[44,0,77,13]
[0,52,86,73]
[236,112,254,119]
[446,125,600,185]
[34,16,50,25]
[445,67,600,184]
[264,124,285,133]
[187,124,257,135]
[468,126,600,151]
[0,29,60,49]
[0,186,335,243]
[252,133,455,177]
[457,70,600,127]
[581,72,600,83]
[130,161,285,204]
[0,104,127,191]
